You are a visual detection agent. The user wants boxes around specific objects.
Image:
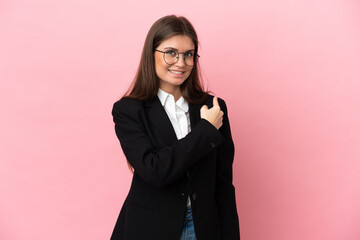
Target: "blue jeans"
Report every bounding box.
[180,207,197,240]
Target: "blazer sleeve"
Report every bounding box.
[112,98,224,189]
[216,98,240,240]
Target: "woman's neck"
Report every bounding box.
[159,86,182,102]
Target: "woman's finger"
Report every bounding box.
[213,96,220,107]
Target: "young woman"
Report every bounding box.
[111,15,240,240]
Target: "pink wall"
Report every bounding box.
[1,0,359,239]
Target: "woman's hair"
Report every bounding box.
[123,15,208,104]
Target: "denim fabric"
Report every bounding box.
[180,207,197,240]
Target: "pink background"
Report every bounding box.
[1,0,360,239]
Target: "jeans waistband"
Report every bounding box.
[185,206,193,220]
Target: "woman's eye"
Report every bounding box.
[185,52,194,57]
[165,50,176,56]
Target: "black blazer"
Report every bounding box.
[111,94,240,240]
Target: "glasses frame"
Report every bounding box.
[155,49,200,67]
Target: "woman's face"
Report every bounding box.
[154,35,195,93]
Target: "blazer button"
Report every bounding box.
[192,193,197,201]
[210,142,216,148]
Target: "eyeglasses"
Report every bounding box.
[155,49,200,67]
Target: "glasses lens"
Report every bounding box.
[185,52,198,67]
[185,55,195,67]
[164,50,177,65]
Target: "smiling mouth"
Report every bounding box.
[168,69,185,75]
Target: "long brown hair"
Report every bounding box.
[123,15,208,104]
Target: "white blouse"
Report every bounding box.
[157,88,191,139]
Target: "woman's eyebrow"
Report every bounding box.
[164,47,195,51]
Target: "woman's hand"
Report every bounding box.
[200,96,224,130]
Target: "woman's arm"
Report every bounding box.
[215,98,240,240]
[112,98,224,189]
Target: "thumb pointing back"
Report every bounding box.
[213,96,219,107]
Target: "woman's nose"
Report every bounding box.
[175,54,186,67]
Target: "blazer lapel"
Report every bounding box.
[188,102,204,177]
[145,97,206,179]
[144,96,204,150]
[144,96,178,144]
[189,102,201,130]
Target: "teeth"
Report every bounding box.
[169,70,184,74]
